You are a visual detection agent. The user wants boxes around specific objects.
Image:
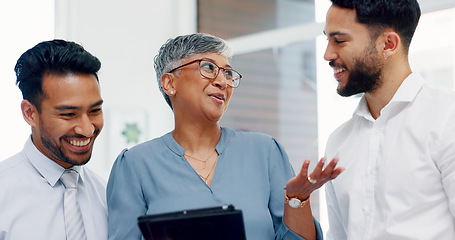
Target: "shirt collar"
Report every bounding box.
[354,97,371,120]
[25,136,85,187]
[390,72,425,103]
[354,72,425,120]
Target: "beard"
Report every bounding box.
[39,122,97,166]
[336,43,383,97]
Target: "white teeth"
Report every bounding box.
[69,139,90,147]
[334,68,346,74]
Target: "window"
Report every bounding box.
[199,0,322,219]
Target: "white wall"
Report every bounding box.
[54,0,198,180]
[0,0,55,164]
[0,0,197,181]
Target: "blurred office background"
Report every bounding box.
[1,0,455,234]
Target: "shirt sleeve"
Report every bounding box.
[434,108,455,218]
[267,138,324,240]
[323,138,346,240]
[107,149,145,240]
[324,180,345,240]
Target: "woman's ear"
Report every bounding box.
[161,73,176,96]
[21,100,39,127]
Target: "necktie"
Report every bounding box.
[60,169,87,240]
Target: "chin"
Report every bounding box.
[65,151,93,166]
[68,158,91,167]
[208,114,223,123]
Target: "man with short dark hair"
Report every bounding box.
[323,0,455,239]
[0,40,107,240]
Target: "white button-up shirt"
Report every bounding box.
[0,137,107,240]
[325,73,455,239]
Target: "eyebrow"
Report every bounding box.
[55,100,104,111]
[323,31,349,38]
[201,58,232,69]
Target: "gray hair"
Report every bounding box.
[154,33,233,109]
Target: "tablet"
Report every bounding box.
[137,204,246,240]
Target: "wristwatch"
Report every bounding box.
[285,194,310,208]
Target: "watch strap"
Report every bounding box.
[285,194,310,208]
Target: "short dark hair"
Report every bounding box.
[14,39,101,112]
[330,0,421,53]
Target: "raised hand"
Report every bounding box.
[284,157,345,200]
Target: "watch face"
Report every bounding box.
[289,198,301,208]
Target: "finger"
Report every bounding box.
[309,157,326,179]
[320,158,341,181]
[322,157,339,173]
[297,159,310,178]
[329,167,345,179]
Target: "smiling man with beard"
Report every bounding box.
[328,38,383,97]
[0,40,107,240]
[322,0,455,239]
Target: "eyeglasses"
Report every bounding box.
[168,58,242,88]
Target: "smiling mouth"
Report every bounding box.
[333,67,346,74]
[210,94,225,101]
[67,138,91,147]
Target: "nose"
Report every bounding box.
[74,114,95,137]
[212,71,227,89]
[324,43,338,62]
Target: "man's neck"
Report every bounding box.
[364,61,412,119]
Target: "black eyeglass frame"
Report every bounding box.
[167,58,242,88]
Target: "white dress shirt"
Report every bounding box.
[325,73,455,240]
[0,136,107,240]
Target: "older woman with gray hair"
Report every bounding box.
[107,33,343,240]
